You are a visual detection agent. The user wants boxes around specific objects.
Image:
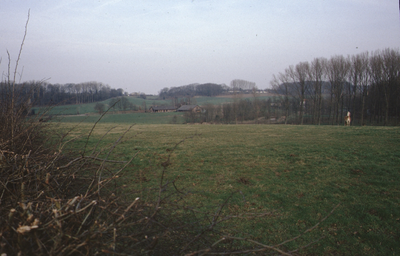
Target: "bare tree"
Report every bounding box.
[230,81,243,124]
[270,72,290,124]
[269,48,400,126]
[308,57,327,125]
[349,52,370,125]
[286,62,310,124]
[142,100,147,112]
[326,55,350,125]
[381,48,400,125]
[357,52,371,125]
[203,103,219,123]
[369,51,384,124]
[230,79,256,91]
[252,86,260,124]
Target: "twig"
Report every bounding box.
[90,126,117,156]
[75,201,96,235]
[288,235,325,254]
[181,193,234,252]
[98,151,139,191]
[82,100,121,157]
[116,197,140,223]
[12,9,30,84]
[57,155,128,170]
[274,203,340,248]
[86,156,128,163]
[96,124,135,195]
[156,135,197,209]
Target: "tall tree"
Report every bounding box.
[349,52,370,125]
[369,51,384,124]
[286,62,309,124]
[230,79,256,91]
[308,57,326,125]
[252,86,260,124]
[381,48,400,125]
[349,54,362,124]
[326,55,350,125]
[230,80,245,124]
[270,72,290,124]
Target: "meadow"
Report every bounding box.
[34,95,171,115]
[35,94,273,116]
[57,120,400,255]
[56,111,185,124]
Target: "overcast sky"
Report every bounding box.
[1,0,399,94]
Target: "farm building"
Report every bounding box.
[176,105,202,112]
[149,106,177,113]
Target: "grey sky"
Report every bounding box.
[1,0,399,94]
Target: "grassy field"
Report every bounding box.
[59,123,400,255]
[34,94,274,116]
[56,111,185,124]
[34,96,172,115]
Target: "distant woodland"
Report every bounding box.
[158,80,259,99]
[2,81,126,106]
[180,48,400,126]
[269,48,400,125]
[158,83,228,98]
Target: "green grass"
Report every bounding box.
[34,94,273,116]
[59,123,400,255]
[55,111,185,124]
[34,96,172,115]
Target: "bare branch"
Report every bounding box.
[12,9,30,85]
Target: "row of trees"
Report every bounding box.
[271,48,400,125]
[230,79,257,90]
[159,79,258,100]
[159,83,228,98]
[7,81,126,106]
[184,48,400,126]
[183,92,280,124]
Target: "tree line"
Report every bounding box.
[182,88,275,124]
[158,79,259,100]
[1,81,126,107]
[270,48,400,125]
[159,83,229,99]
[182,48,400,126]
